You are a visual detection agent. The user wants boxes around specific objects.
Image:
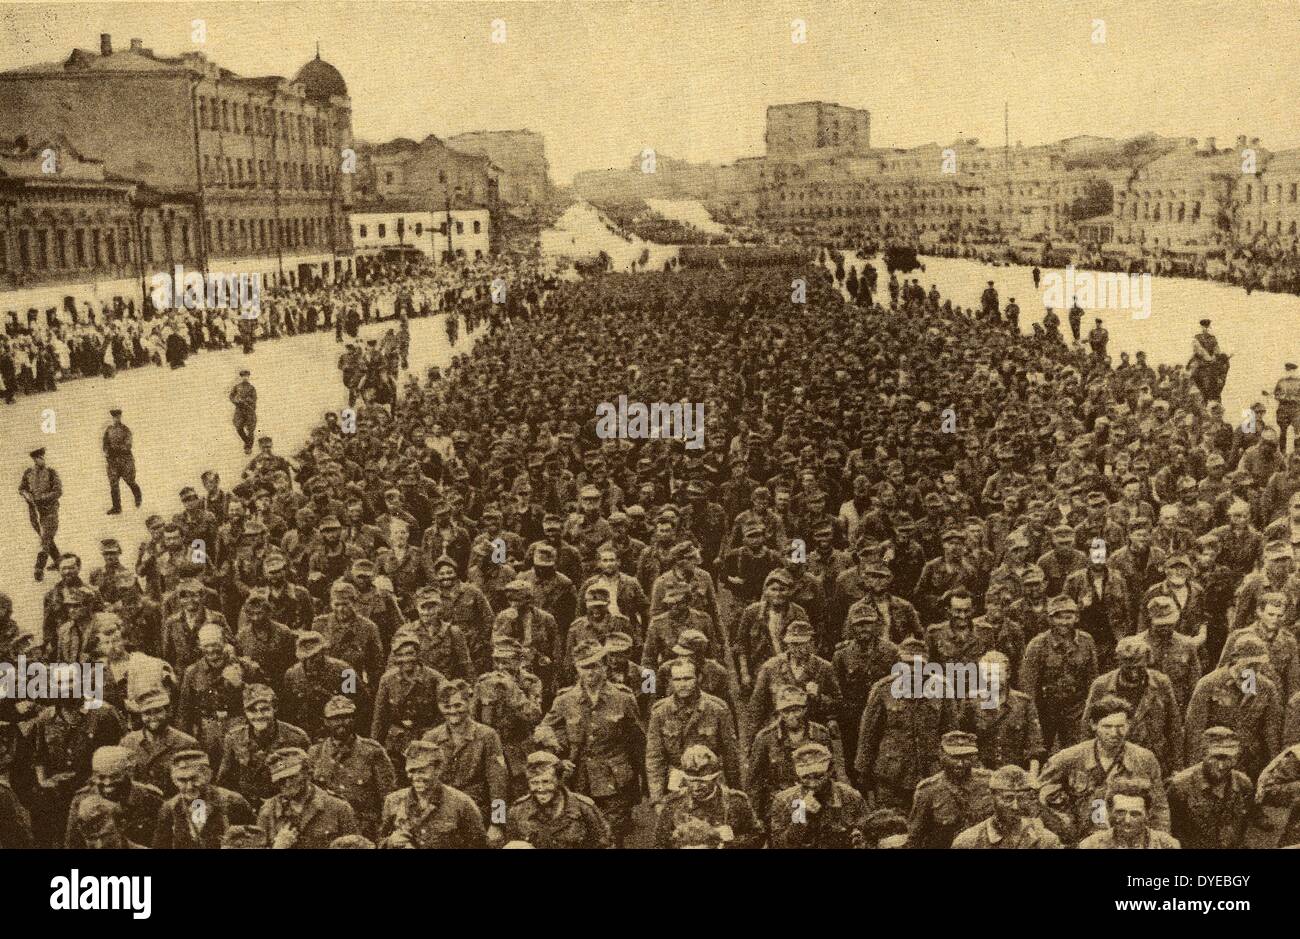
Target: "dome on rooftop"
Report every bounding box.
[294,49,347,102]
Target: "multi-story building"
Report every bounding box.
[0,33,356,304]
[446,130,550,210]
[1248,149,1300,249]
[350,203,490,273]
[765,102,871,159]
[358,136,498,213]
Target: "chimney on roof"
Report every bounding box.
[130,38,142,52]
[1236,135,1248,149]
[100,33,112,56]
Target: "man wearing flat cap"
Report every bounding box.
[1019,594,1098,753]
[314,579,384,695]
[371,628,445,764]
[65,745,163,849]
[282,631,369,740]
[153,749,254,848]
[747,684,847,820]
[564,583,634,685]
[646,658,740,805]
[504,749,612,848]
[308,694,396,840]
[652,744,761,849]
[907,730,993,848]
[649,540,722,640]
[841,555,922,647]
[216,684,310,810]
[1082,635,1183,775]
[832,604,902,778]
[951,765,1061,849]
[494,576,560,697]
[1166,727,1254,849]
[769,741,870,849]
[399,586,473,681]
[540,639,644,846]
[517,540,577,640]
[19,445,62,582]
[380,740,486,848]
[643,581,721,679]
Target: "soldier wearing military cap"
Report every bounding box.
[832,604,902,779]
[646,658,740,804]
[579,541,649,638]
[1219,588,1300,703]
[308,694,396,840]
[1007,563,1052,637]
[642,581,720,678]
[748,619,841,744]
[856,638,953,810]
[747,684,847,820]
[281,631,361,739]
[1167,727,1254,848]
[656,627,735,718]
[924,588,987,672]
[421,679,509,842]
[1038,695,1170,842]
[161,579,232,670]
[229,369,258,453]
[493,576,560,698]
[1019,594,1098,752]
[734,568,811,692]
[1081,635,1183,775]
[474,636,544,797]
[88,537,131,606]
[652,743,761,849]
[428,554,495,674]
[154,749,255,848]
[914,527,978,625]
[119,687,199,797]
[215,684,310,810]
[724,486,788,559]
[719,519,782,609]
[310,580,384,698]
[1185,633,1283,778]
[380,740,486,848]
[176,623,265,762]
[950,765,1062,849]
[1079,776,1180,849]
[19,445,62,581]
[564,484,615,567]
[504,749,612,848]
[649,540,722,640]
[371,628,446,765]
[393,586,472,680]
[540,639,645,846]
[907,730,993,848]
[64,745,163,849]
[841,557,922,647]
[1131,592,1205,714]
[769,742,870,849]
[256,746,358,848]
[564,583,635,684]
[949,651,1045,773]
[231,585,294,692]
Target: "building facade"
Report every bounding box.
[765,102,871,160]
[0,33,356,305]
[359,136,498,213]
[446,130,550,210]
[350,206,490,268]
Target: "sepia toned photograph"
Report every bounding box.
[0,0,1297,911]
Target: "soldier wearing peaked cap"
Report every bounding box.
[746,684,847,820]
[102,406,142,515]
[1219,589,1300,704]
[907,731,993,848]
[643,582,720,677]
[119,687,200,798]
[257,746,358,848]
[215,684,310,810]
[397,586,474,681]
[769,742,870,849]
[308,694,397,840]
[1185,634,1283,779]
[19,446,62,581]
[540,639,645,846]
[371,629,445,766]
[1081,635,1184,776]
[504,750,613,849]
[1136,594,1206,713]
[747,620,841,745]
[564,583,635,685]
[657,627,736,719]
[153,748,255,848]
[64,745,163,849]
[421,679,509,842]
[833,604,902,779]
[474,636,544,798]
[1167,727,1254,849]
[379,740,486,848]
[229,369,258,454]
[645,658,741,804]
[1019,594,1098,753]
[494,576,561,699]
[950,765,1062,849]
[653,744,762,849]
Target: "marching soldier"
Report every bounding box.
[103,408,142,515]
[421,678,510,842]
[379,740,486,848]
[282,631,369,740]
[951,764,1062,848]
[19,446,62,582]
[309,694,397,840]
[153,749,254,848]
[747,685,846,820]
[769,742,870,848]
[747,620,841,743]
[1274,362,1300,454]
[951,651,1045,772]
[64,745,163,849]
[229,368,258,455]
[215,684,310,811]
[1019,595,1098,753]
[371,629,445,765]
[474,636,544,796]
[541,639,645,846]
[1081,635,1183,775]
[1167,726,1254,848]
[258,747,358,848]
[907,731,994,848]
[504,750,612,848]
[645,657,741,804]
[653,744,762,848]
[1185,634,1283,779]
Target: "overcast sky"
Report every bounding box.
[3,0,1298,184]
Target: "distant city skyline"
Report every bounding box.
[3,0,1299,184]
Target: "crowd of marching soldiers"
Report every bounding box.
[6,256,1300,850]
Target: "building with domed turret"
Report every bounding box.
[0,33,356,310]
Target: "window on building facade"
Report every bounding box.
[222,100,230,131]
[378,223,386,238]
[74,229,86,266]
[415,222,422,235]
[244,104,252,134]
[359,225,367,238]
[181,222,190,257]
[34,229,48,269]
[105,231,115,265]
[456,221,464,234]
[143,226,153,262]
[199,99,207,128]
[18,230,30,269]
[55,229,67,267]
[91,229,102,266]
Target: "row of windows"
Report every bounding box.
[201,154,335,191]
[197,96,333,146]
[1244,219,1299,235]
[1,222,202,273]
[355,219,479,239]
[207,215,335,254]
[1244,182,1300,204]
[1115,201,1203,223]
